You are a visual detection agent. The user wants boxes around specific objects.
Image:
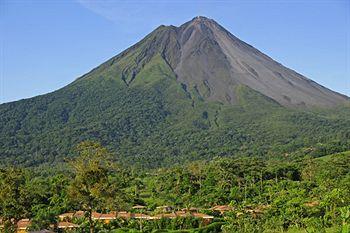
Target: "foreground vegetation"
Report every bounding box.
[1,142,349,232]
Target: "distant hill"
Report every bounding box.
[1,16,349,168]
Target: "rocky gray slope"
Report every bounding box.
[107,16,348,107]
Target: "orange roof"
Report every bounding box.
[100,213,117,219]
[156,205,172,208]
[133,213,150,219]
[57,222,79,229]
[17,219,31,229]
[72,211,85,218]
[175,211,187,214]
[58,212,74,218]
[92,212,117,220]
[304,201,319,207]
[191,213,214,219]
[117,212,132,219]
[181,207,199,212]
[152,212,214,219]
[148,216,161,220]
[175,211,193,217]
[91,212,102,219]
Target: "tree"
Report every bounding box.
[29,175,70,231]
[0,168,30,233]
[68,141,118,233]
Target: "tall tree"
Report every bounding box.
[68,141,117,233]
[0,168,29,233]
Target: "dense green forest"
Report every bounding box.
[1,65,349,168]
[1,142,349,232]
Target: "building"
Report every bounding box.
[116,211,132,219]
[211,205,234,214]
[57,222,79,230]
[133,213,150,220]
[304,201,319,207]
[91,212,118,224]
[132,205,146,210]
[58,211,85,221]
[17,219,31,233]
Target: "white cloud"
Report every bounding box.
[76,0,169,25]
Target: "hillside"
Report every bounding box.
[0,17,349,168]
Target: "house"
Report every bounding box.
[181,207,199,212]
[91,212,117,224]
[191,213,214,224]
[174,211,190,218]
[245,204,271,218]
[304,201,319,207]
[191,213,214,219]
[116,211,132,219]
[58,211,85,221]
[91,212,102,220]
[133,213,150,220]
[211,205,234,214]
[151,211,214,224]
[132,205,146,210]
[148,216,161,220]
[58,213,74,221]
[57,222,79,229]
[17,219,31,233]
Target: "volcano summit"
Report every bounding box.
[99,16,348,107]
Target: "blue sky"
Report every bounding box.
[1,0,349,103]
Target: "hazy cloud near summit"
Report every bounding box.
[76,0,174,27]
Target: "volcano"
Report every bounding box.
[97,16,347,107]
[1,16,349,167]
